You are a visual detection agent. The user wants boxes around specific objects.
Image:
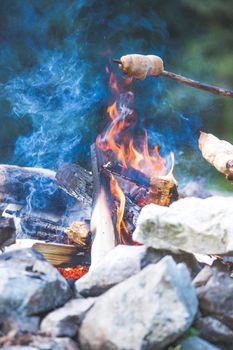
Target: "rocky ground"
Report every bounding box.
[0,196,233,350]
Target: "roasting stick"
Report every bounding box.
[112,56,233,98]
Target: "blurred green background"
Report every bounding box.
[0,0,232,191]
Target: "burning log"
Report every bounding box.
[113,54,233,97]
[19,209,68,243]
[0,164,73,211]
[199,132,233,182]
[56,163,93,205]
[102,166,178,207]
[137,178,179,207]
[90,144,117,268]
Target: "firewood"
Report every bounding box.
[199,132,233,181]
[32,242,90,267]
[64,221,91,246]
[90,144,117,268]
[0,164,72,210]
[102,166,178,207]
[56,163,93,204]
[19,210,68,244]
[135,178,179,207]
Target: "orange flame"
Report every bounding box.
[109,174,128,244]
[95,69,175,246]
[97,78,169,178]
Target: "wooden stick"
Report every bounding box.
[112,59,233,97]
[161,70,233,97]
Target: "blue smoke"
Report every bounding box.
[0,0,212,179]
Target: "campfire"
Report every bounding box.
[0,51,233,350]
[0,64,180,281]
[1,58,232,281]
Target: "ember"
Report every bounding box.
[57,265,89,280]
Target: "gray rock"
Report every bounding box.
[195,315,233,344]
[144,247,201,278]
[179,336,221,350]
[192,265,213,288]
[1,336,79,350]
[193,266,233,328]
[1,315,40,334]
[2,345,38,350]
[0,217,16,249]
[133,197,233,255]
[0,248,71,320]
[79,256,198,350]
[75,245,201,298]
[40,298,95,337]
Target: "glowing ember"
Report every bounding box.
[57,265,89,280]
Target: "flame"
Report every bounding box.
[109,173,128,244]
[97,73,172,178]
[94,69,175,251]
[109,72,120,95]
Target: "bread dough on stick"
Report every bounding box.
[199,132,233,179]
[120,54,164,80]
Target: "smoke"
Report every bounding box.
[0,0,215,186]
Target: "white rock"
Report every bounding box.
[75,244,200,298]
[133,196,233,255]
[75,245,147,297]
[79,256,198,350]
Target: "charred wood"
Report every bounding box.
[0,164,75,212]
[56,163,93,204]
[102,167,178,207]
[19,210,67,244]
